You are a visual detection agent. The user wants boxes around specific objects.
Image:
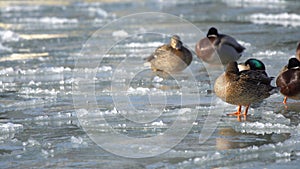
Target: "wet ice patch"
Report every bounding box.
[1,5,41,12]
[0,123,23,133]
[253,50,286,59]
[237,40,251,49]
[125,86,179,96]
[248,13,300,27]
[152,76,164,83]
[17,17,78,24]
[23,138,41,148]
[19,87,59,96]
[0,66,71,76]
[127,87,150,95]
[112,30,128,38]
[260,111,290,125]
[71,136,88,148]
[151,120,165,126]
[124,42,163,48]
[98,65,112,72]
[233,111,293,135]
[235,122,291,135]
[0,30,20,42]
[0,43,12,52]
[87,7,108,18]
[222,0,286,8]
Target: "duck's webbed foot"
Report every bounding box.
[227,105,242,116]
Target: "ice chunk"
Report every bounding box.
[0,30,20,42]
[124,42,163,48]
[0,123,23,133]
[152,76,163,83]
[18,17,78,24]
[127,87,150,95]
[234,121,291,135]
[71,136,88,148]
[87,7,108,18]
[151,120,165,126]
[112,30,128,38]
[249,13,300,27]
[98,65,112,72]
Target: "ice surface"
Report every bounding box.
[151,120,165,126]
[233,111,292,135]
[112,30,129,38]
[0,30,20,42]
[254,50,286,58]
[98,66,112,72]
[0,43,12,52]
[152,76,164,83]
[71,136,88,148]
[235,122,291,135]
[1,0,300,168]
[1,5,41,12]
[222,0,285,8]
[87,7,108,18]
[23,138,41,147]
[124,42,164,48]
[0,123,23,133]
[17,17,78,24]
[249,13,300,27]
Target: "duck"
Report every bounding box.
[214,61,276,116]
[195,27,245,65]
[276,58,300,104]
[145,35,192,73]
[238,58,270,78]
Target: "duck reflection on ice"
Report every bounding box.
[216,127,290,150]
[277,103,300,126]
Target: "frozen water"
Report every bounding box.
[249,13,300,27]
[0,0,300,168]
[112,30,129,38]
[0,123,23,134]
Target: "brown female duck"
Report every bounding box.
[145,35,192,73]
[214,61,276,116]
[276,58,300,104]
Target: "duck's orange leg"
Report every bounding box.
[242,105,250,121]
[283,97,288,104]
[227,105,242,116]
[243,105,250,115]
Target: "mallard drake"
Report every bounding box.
[214,61,276,116]
[276,58,300,104]
[238,58,269,77]
[195,27,245,65]
[145,35,192,73]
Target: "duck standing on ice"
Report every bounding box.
[145,35,193,73]
[195,27,245,65]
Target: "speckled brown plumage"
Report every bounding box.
[276,58,300,104]
[145,35,192,73]
[214,61,276,116]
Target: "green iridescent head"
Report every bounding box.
[245,58,266,71]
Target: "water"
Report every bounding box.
[1,0,300,168]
